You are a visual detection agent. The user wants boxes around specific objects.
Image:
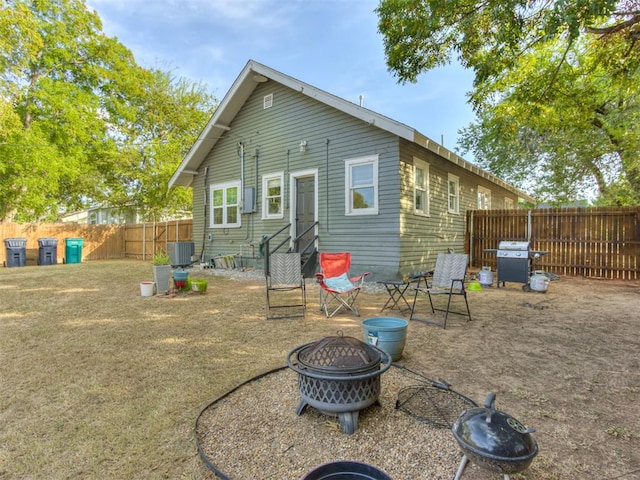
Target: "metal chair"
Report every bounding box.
[265,253,306,319]
[315,252,370,317]
[410,253,471,328]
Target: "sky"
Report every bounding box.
[86,0,477,154]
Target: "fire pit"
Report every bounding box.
[286,334,392,434]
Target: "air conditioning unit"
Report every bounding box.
[167,242,195,267]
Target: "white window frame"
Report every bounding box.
[345,155,379,216]
[261,172,284,220]
[210,181,241,228]
[448,173,460,214]
[413,157,430,216]
[477,185,492,210]
[504,197,515,209]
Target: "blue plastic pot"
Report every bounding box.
[361,317,408,361]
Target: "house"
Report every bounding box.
[59,205,140,224]
[169,60,534,279]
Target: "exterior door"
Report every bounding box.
[295,176,315,252]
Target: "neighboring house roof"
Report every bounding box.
[170,59,534,203]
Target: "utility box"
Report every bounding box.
[64,238,84,264]
[167,242,195,267]
[4,238,27,267]
[38,238,58,266]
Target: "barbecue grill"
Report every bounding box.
[485,241,548,291]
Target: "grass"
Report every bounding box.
[2,260,639,479]
[0,261,363,479]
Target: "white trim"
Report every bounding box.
[505,197,515,209]
[477,185,492,210]
[413,157,430,217]
[262,172,284,219]
[210,181,241,228]
[289,169,318,249]
[345,155,379,216]
[448,173,460,214]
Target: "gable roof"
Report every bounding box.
[169,60,534,202]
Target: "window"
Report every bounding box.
[345,155,378,215]
[413,157,430,216]
[262,173,284,219]
[477,185,492,210]
[504,197,515,209]
[210,181,240,228]
[448,173,460,214]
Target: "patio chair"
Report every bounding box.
[316,252,370,317]
[265,252,306,319]
[410,253,471,328]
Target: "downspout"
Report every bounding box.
[325,138,330,233]
[199,166,209,262]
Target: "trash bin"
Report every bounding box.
[4,237,27,267]
[64,238,84,264]
[38,238,58,265]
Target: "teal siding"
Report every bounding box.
[192,81,401,278]
[191,81,520,279]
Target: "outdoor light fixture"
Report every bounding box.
[299,140,307,153]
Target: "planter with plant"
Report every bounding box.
[153,251,172,294]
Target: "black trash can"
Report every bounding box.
[4,237,27,267]
[38,238,58,266]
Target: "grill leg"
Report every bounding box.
[453,454,469,480]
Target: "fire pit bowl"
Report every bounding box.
[301,460,394,480]
[286,334,392,434]
[451,392,538,479]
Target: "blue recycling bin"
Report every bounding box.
[4,238,27,267]
[38,238,58,265]
[64,238,84,264]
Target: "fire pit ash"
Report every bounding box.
[286,333,392,434]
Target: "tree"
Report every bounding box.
[0,0,216,221]
[376,0,640,204]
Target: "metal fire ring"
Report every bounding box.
[286,341,392,381]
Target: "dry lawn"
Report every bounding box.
[0,260,638,479]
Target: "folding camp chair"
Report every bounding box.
[315,252,370,317]
[265,253,306,319]
[410,253,471,328]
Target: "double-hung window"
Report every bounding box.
[262,172,284,219]
[477,185,491,210]
[448,173,460,214]
[345,155,378,215]
[414,157,429,216]
[504,197,515,209]
[210,181,240,228]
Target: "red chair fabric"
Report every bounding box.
[315,252,370,317]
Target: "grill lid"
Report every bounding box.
[498,241,530,251]
[297,334,381,373]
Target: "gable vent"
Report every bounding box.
[263,93,273,109]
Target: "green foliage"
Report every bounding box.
[377,0,639,205]
[152,251,171,265]
[0,0,217,221]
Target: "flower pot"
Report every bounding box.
[140,282,155,297]
[361,317,408,361]
[191,279,208,294]
[153,265,172,293]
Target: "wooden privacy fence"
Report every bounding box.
[467,207,640,280]
[0,220,193,265]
